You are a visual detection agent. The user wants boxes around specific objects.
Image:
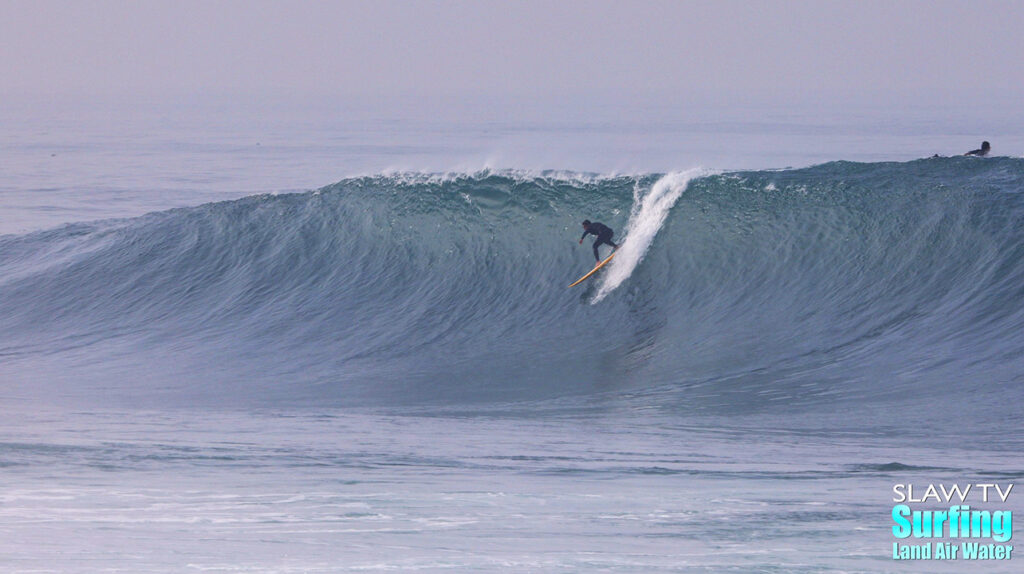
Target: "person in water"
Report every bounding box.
[965,141,991,156]
[579,220,619,263]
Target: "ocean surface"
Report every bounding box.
[2,98,1023,572]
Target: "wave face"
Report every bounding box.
[3,159,1024,411]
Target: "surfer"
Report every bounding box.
[965,141,991,157]
[579,220,619,263]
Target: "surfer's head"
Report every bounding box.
[982,141,991,152]
[582,220,591,229]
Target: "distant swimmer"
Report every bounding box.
[578,220,619,263]
[965,141,991,156]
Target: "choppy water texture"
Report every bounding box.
[3,158,1024,572]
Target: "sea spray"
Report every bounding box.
[593,169,707,302]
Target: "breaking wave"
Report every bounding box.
[3,159,1024,414]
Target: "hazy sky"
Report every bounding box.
[2,0,1023,109]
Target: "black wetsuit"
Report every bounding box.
[580,222,618,262]
[966,142,991,156]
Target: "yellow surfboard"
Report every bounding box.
[568,252,616,288]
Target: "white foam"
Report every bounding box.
[592,168,707,302]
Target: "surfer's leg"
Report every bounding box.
[594,233,614,260]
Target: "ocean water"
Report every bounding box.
[2,98,1023,572]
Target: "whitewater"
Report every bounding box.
[2,101,1023,573]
